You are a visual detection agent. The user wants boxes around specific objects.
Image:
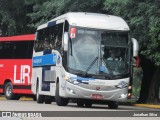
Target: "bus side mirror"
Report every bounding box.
[132,38,140,67]
[131,38,139,57]
[133,56,140,67]
[63,32,69,51]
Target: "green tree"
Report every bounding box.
[0,0,34,36]
[104,0,160,104]
[27,0,105,28]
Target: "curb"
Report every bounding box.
[20,97,33,101]
[134,104,160,109]
[0,96,33,101]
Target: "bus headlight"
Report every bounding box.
[64,76,69,81]
[64,76,74,84]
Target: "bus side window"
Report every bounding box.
[0,42,14,59]
[49,26,55,49]
[35,30,44,52]
[13,41,33,59]
[35,23,64,52]
[50,34,54,49]
[44,28,51,50]
[49,23,63,51]
[56,24,63,51]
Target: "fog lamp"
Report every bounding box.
[67,87,75,94]
[120,94,127,99]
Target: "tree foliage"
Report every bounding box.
[104,0,160,103]
[0,0,34,36]
[104,0,160,65]
[27,0,104,28]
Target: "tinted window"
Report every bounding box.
[13,41,34,59]
[35,23,63,52]
[0,41,34,59]
[0,42,14,59]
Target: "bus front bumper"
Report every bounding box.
[63,81,128,102]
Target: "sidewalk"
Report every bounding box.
[118,101,160,109]
[134,104,160,109]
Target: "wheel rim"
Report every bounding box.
[6,85,12,97]
[77,101,84,107]
[36,88,39,100]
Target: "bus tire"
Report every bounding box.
[4,82,19,100]
[77,101,85,107]
[45,96,52,104]
[32,95,36,101]
[84,100,92,108]
[55,83,69,106]
[108,101,118,109]
[36,84,44,104]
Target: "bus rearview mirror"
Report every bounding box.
[63,32,69,51]
[131,38,139,57]
[132,56,140,67]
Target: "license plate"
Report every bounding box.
[91,94,104,100]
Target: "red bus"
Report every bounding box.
[0,34,35,100]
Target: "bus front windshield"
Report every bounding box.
[68,27,130,78]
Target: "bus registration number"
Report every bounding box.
[91,94,104,100]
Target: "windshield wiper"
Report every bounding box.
[82,57,99,76]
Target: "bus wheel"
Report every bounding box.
[32,95,36,101]
[4,82,19,100]
[84,101,92,108]
[36,84,44,104]
[45,96,52,104]
[55,83,69,106]
[108,101,118,109]
[77,101,85,107]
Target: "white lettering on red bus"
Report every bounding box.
[0,64,4,67]
[14,65,31,84]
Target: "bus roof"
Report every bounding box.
[0,34,35,42]
[37,12,130,31]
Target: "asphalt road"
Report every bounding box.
[0,99,159,120]
[0,99,159,111]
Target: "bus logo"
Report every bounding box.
[14,65,31,84]
[96,87,100,90]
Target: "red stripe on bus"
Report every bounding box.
[0,34,35,41]
[0,89,3,93]
[12,89,33,94]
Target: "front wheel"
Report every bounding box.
[45,96,52,104]
[77,101,85,107]
[108,101,118,109]
[84,101,92,108]
[4,82,20,100]
[55,83,69,106]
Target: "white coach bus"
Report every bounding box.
[32,12,139,109]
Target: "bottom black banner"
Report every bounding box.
[0,111,160,117]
